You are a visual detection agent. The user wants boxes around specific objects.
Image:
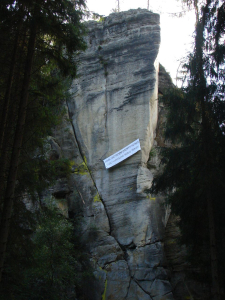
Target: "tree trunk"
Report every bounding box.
[0,26,28,201]
[196,2,220,297]
[0,5,25,150]
[0,33,19,148]
[0,21,37,282]
[207,194,221,300]
[201,90,221,300]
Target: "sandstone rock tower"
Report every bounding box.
[53,9,174,300]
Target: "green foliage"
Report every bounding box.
[0,199,94,300]
[0,0,89,290]
[151,0,225,296]
[18,156,72,202]
[148,147,157,160]
[26,199,77,299]
[91,12,105,22]
[0,0,87,179]
[0,0,87,207]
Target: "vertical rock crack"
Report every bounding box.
[65,98,112,235]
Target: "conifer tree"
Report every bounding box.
[151,1,225,299]
[0,198,93,300]
[0,0,86,281]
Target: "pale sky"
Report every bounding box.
[86,0,196,85]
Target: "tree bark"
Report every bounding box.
[0,4,25,150]
[196,2,221,297]
[0,25,28,201]
[0,20,37,282]
[207,194,221,300]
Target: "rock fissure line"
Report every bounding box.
[50,137,61,151]
[113,87,155,111]
[145,224,149,245]
[125,240,137,250]
[160,290,173,297]
[123,239,162,252]
[133,277,154,299]
[96,195,112,236]
[102,58,110,161]
[104,65,108,130]
[95,261,108,300]
[138,239,162,248]
[67,100,128,272]
[73,181,86,204]
[65,99,114,237]
[124,276,132,299]
[122,247,133,299]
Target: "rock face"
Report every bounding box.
[53,9,174,300]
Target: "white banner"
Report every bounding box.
[103,139,141,169]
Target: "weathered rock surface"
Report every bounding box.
[52,9,174,300]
